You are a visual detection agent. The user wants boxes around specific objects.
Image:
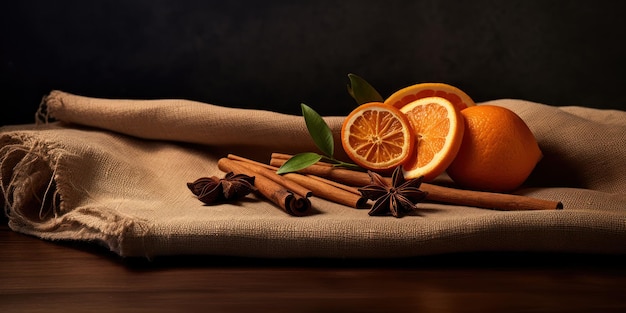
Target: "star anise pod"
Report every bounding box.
[187,172,256,205]
[358,166,428,217]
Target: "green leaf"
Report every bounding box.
[301,103,334,157]
[276,152,323,174]
[347,73,384,105]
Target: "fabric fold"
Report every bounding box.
[39,90,344,155]
[1,90,625,258]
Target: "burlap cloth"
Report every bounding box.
[1,90,625,258]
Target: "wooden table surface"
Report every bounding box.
[2,223,626,313]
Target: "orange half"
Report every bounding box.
[400,97,465,181]
[341,102,415,171]
[385,82,476,112]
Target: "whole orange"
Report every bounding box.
[446,105,542,192]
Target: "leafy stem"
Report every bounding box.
[323,156,362,170]
[276,104,360,174]
[277,73,382,175]
[347,73,383,105]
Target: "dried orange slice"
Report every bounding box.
[341,102,415,171]
[400,97,465,181]
[385,82,476,112]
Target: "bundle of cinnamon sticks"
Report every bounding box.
[217,153,563,216]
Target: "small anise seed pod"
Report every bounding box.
[187,176,222,204]
[221,173,256,200]
[187,177,219,196]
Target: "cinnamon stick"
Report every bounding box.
[270,157,370,186]
[269,156,563,211]
[228,154,278,170]
[228,154,367,209]
[283,173,369,209]
[217,158,311,216]
[226,155,312,198]
[303,174,361,196]
[271,152,335,167]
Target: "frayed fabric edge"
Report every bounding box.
[0,131,149,256]
[35,90,64,125]
[9,206,150,257]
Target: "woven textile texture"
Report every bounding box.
[1,91,624,258]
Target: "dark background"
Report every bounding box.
[3,0,626,126]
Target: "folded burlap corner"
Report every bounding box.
[1,90,625,258]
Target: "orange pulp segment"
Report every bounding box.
[400,97,465,181]
[385,82,476,112]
